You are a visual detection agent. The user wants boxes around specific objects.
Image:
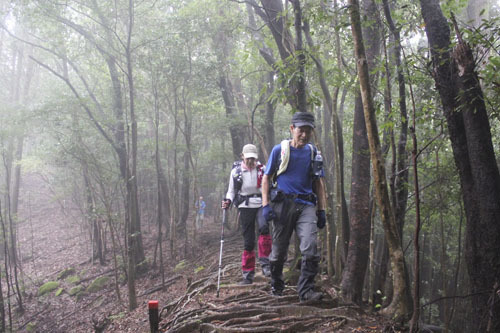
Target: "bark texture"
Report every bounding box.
[340,93,370,303]
[340,0,380,304]
[419,0,500,330]
[348,0,410,319]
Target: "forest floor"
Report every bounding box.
[11,173,397,332]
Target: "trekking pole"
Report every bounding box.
[216,208,227,297]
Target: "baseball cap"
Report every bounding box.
[242,144,258,159]
[291,112,315,128]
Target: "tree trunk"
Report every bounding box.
[215,13,247,159]
[348,0,410,319]
[257,0,307,111]
[0,200,12,330]
[303,18,338,277]
[332,0,351,276]
[246,2,276,156]
[341,0,380,304]
[340,92,370,303]
[125,0,139,310]
[264,72,276,155]
[180,103,192,257]
[154,83,165,286]
[382,0,409,241]
[409,118,422,332]
[419,1,500,330]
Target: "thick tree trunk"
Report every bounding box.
[341,0,380,304]
[348,0,410,319]
[340,92,370,303]
[420,1,500,330]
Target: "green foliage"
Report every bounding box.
[86,276,110,293]
[463,16,500,121]
[55,288,64,296]
[108,312,126,320]
[174,260,187,273]
[194,266,205,274]
[68,286,84,296]
[440,0,469,18]
[26,322,37,332]
[66,275,80,285]
[38,281,60,296]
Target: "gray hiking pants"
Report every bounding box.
[269,199,319,297]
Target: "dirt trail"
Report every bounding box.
[157,226,384,333]
[11,173,388,332]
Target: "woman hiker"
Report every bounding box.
[222,144,272,284]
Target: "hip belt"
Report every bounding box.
[270,189,316,205]
[236,193,262,206]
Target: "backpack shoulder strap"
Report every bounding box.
[276,139,290,176]
[232,161,243,192]
[308,143,317,160]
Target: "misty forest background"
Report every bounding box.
[0,0,499,332]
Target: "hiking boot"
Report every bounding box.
[299,290,323,302]
[271,287,283,296]
[270,261,285,296]
[239,278,253,285]
[262,266,271,277]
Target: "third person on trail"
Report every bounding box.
[261,112,327,302]
[195,196,206,229]
[222,144,272,285]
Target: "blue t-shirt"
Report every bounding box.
[196,200,206,214]
[265,143,316,195]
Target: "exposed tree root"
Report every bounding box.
[162,232,348,332]
[164,296,346,332]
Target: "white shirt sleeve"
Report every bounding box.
[225,169,235,201]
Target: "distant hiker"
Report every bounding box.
[261,112,327,302]
[222,144,272,285]
[195,196,206,229]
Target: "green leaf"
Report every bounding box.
[490,56,500,68]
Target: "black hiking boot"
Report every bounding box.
[271,287,283,296]
[270,261,284,296]
[299,289,323,302]
[238,278,253,285]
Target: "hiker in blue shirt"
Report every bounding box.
[195,196,206,229]
[261,112,327,302]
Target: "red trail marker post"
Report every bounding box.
[148,300,159,333]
